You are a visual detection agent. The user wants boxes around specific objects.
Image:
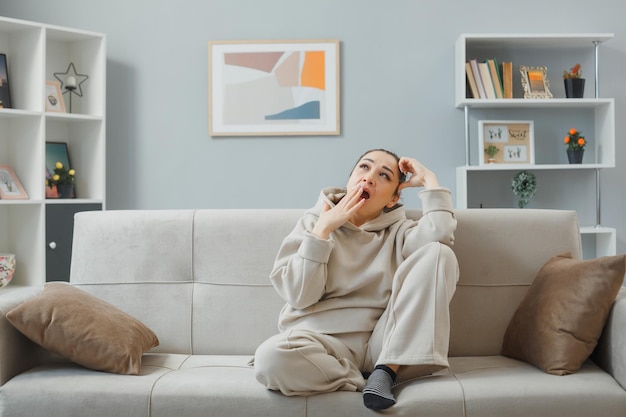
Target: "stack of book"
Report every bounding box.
[466,58,513,99]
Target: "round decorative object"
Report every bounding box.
[564,78,585,98]
[567,149,584,164]
[0,253,16,288]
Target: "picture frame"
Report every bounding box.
[0,165,28,199]
[519,66,553,99]
[478,120,535,165]
[45,141,73,198]
[45,80,66,113]
[208,39,340,136]
[0,53,12,108]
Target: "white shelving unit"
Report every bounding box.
[455,33,616,258]
[0,16,105,286]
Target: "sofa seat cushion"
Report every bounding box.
[449,356,626,417]
[0,360,173,417]
[2,354,624,417]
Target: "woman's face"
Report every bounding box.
[346,150,402,220]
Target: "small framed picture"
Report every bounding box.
[0,165,28,199]
[478,120,535,165]
[520,66,553,99]
[45,80,66,112]
[0,54,11,108]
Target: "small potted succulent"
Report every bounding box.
[484,145,499,163]
[563,64,585,98]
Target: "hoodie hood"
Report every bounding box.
[306,187,406,232]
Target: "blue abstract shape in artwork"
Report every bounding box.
[265,101,320,120]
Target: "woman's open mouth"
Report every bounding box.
[361,191,370,199]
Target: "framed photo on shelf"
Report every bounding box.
[208,39,340,136]
[0,54,12,108]
[45,80,66,112]
[45,141,74,198]
[0,165,28,199]
[478,120,535,165]
[520,66,553,99]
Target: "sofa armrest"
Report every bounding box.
[593,286,626,390]
[0,286,45,385]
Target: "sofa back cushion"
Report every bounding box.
[70,208,581,356]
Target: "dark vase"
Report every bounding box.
[564,78,585,98]
[567,149,584,164]
[57,184,74,198]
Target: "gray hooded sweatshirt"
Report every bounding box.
[270,186,456,335]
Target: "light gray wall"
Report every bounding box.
[1,0,625,253]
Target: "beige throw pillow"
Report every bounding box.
[502,253,625,375]
[6,282,159,375]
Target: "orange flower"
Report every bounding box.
[564,128,587,151]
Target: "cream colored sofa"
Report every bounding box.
[1,208,625,417]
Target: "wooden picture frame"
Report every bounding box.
[45,80,66,112]
[0,165,28,199]
[208,39,340,136]
[0,53,11,108]
[478,120,535,165]
[520,66,553,99]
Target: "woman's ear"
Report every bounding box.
[386,193,401,208]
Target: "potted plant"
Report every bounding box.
[484,145,499,163]
[511,170,537,208]
[563,128,587,164]
[47,161,76,198]
[563,64,585,98]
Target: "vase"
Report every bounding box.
[0,253,16,289]
[567,149,584,164]
[57,184,74,198]
[564,78,585,98]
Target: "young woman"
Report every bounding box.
[254,149,459,410]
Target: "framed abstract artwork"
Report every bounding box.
[208,40,340,136]
[478,120,535,165]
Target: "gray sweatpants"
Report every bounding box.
[254,242,459,396]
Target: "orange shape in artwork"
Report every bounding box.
[301,51,325,90]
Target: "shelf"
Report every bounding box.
[456,98,613,109]
[458,33,613,48]
[459,163,612,171]
[0,16,105,286]
[455,33,616,258]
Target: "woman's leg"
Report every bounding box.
[254,329,367,396]
[363,242,459,409]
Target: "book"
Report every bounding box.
[486,58,504,98]
[501,61,513,98]
[469,59,487,99]
[478,62,496,99]
[465,62,479,98]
